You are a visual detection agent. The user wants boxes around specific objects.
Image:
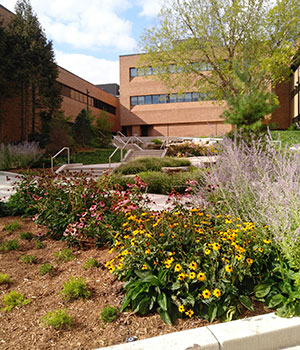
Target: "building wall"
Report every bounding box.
[291,66,300,122]
[57,67,120,132]
[272,81,292,129]
[119,54,232,137]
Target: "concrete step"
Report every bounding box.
[124,149,165,162]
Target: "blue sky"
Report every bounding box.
[0,0,162,84]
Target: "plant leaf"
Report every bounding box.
[158,292,167,311]
[159,310,172,325]
[239,295,254,311]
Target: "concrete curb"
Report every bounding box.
[95,313,300,350]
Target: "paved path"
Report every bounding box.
[0,171,21,202]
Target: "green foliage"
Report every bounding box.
[254,264,300,318]
[2,290,30,311]
[0,273,11,285]
[114,157,191,175]
[42,309,73,329]
[4,221,21,233]
[0,239,19,252]
[140,0,300,102]
[223,64,279,135]
[108,209,276,324]
[95,111,113,147]
[100,305,119,323]
[4,0,61,141]
[60,277,91,301]
[166,142,219,157]
[19,254,37,264]
[83,258,100,270]
[57,148,123,165]
[73,109,95,147]
[271,130,300,147]
[152,138,163,145]
[19,231,34,240]
[39,263,55,276]
[0,201,9,217]
[55,249,75,263]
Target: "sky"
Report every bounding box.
[0,0,163,84]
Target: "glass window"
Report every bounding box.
[137,96,145,105]
[130,68,137,77]
[130,96,138,106]
[146,67,153,75]
[177,94,185,103]
[192,92,200,101]
[185,93,192,102]
[158,94,167,103]
[152,95,159,104]
[145,95,152,104]
[169,94,177,103]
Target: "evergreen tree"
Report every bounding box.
[5,0,61,141]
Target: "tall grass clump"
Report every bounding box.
[0,142,41,170]
[200,135,300,269]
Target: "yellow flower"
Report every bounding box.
[165,264,171,269]
[122,222,128,227]
[263,239,271,244]
[205,248,211,255]
[213,243,221,251]
[189,272,196,280]
[189,261,197,270]
[235,254,243,261]
[178,273,186,281]
[185,309,194,318]
[142,265,148,270]
[246,258,253,265]
[117,263,123,269]
[174,264,182,272]
[225,265,233,273]
[178,305,185,313]
[197,272,206,281]
[145,249,150,254]
[258,248,264,253]
[202,289,211,299]
[213,288,221,298]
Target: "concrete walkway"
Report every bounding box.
[0,171,21,202]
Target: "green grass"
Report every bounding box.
[55,148,124,165]
[270,130,300,147]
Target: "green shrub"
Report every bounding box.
[114,157,191,175]
[4,221,21,233]
[19,255,37,264]
[39,263,55,276]
[152,138,163,145]
[60,277,90,301]
[100,305,118,323]
[55,249,75,263]
[19,232,34,240]
[42,309,73,329]
[0,239,19,252]
[0,273,11,285]
[83,258,99,270]
[2,290,30,311]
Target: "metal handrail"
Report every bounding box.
[109,146,120,169]
[51,147,70,173]
[117,131,126,137]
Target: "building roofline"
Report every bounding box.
[0,4,14,15]
[119,52,145,58]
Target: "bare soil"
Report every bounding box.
[0,217,271,350]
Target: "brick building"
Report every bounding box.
[119,53,293,137]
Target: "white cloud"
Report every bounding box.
[55,51,119,84]
[1,0,137,52]
[136,0,162,17]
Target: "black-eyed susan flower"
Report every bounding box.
[202,289,211,299]
[246,258,253,265]
[205,248,211,255]
[197,272,206,281]
[189,261,197,270]
[145,249,150,254]
[142,265,148,270]
[178,305,185,313]
[213,288,221,298]
[263,239,271,244]
[174,264,182,272]
[213,243,221,251]
[225,265,233,273]
[178,273,186,281]
[235,254,243,261]
[185,309,194,318]
[189,272,196,280]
